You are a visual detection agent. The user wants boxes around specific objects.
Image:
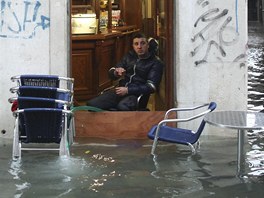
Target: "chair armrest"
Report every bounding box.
[10,75,20,82]
[160,109,211,126]
[8,97,17,103]
[14,108,72,115]
[164,103,210,119]
[10,86,19,93]
[8,97,71,107]
[58,76,74,83]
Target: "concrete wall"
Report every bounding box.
[0,0,248,139]
[0,0,69,138]
[175,0,248,136]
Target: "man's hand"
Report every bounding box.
[115,68,126,77]
[115,87,128,96]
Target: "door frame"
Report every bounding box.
[69,0,175,108]
[152,0,174,109]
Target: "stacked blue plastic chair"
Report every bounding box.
[9,96,70,146]
[147,102,217,155]
[11,75,74,105]
[9,75,74,159]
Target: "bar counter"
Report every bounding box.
[72,25,138,41]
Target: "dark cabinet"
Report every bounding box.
[72,35,118,103]
[96,39,116,90]
[72,40,97,102]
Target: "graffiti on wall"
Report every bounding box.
[0,0,50,39]
[191,0,245,67]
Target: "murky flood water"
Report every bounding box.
[0,137,263,198]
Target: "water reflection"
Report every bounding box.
[247,22,264,177]
[247,45,264,109]
[7,154,96,198]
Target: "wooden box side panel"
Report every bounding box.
[74,111,170,139]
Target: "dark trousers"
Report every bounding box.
[86,90,138,111]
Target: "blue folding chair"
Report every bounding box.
[12,108,72,158]
[148,102,217,155]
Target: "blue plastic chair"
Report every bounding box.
[12,108,72,158]
[9,96,71,142]
[147,102,217,155]
[10,85,74,129]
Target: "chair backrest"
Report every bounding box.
[17,96,68,109]
[137,94,150,110]
[19,108,64,143]
[18,86,57,98]
[11,74,74,91]
[14,96,69,139]
[195,102,217,137]
[20,75,60,87]
[15,86,72,103]
[148,37,159,55]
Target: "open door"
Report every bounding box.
[153,0,174,110]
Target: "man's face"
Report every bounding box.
[132,38,149,56]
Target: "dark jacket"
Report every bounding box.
[109,50,164,96]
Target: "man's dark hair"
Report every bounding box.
[132,32,147,40]
[131,32,148,47]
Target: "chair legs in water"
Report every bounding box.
[59,116,70,156]
[12,109,72,159]
[59,130,70,156]
[9,75,75,159]
[151,140,200,155]
[147,102,217,155]
[12,117,21,158]
[187,140,200,154]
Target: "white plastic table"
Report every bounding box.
[204,111,264,175]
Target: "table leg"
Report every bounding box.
[237,129,245,175]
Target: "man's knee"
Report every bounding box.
[86,97,99,108]
[117,96,137,111]
[116,103,133,111]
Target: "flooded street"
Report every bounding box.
[247,21,264,177]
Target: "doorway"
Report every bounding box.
[70,0,174,110]
[248,0,262,21]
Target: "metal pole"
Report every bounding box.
[237,129,245,176]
